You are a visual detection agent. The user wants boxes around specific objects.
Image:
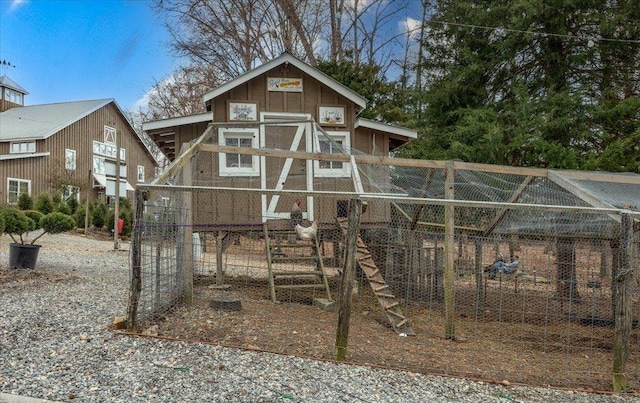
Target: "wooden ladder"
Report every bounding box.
[336,218,415,336]
[264,222,332,303]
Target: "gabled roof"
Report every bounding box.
[203,53,368,109]
[355,117,417,139]
[0,75,29,95]
[0,99,113,141]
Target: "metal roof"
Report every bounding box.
[0,99,112,141]
[0,75,29,94]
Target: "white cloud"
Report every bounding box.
[8,0,28,12]
[401,17,422,40]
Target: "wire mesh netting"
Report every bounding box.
[127,120,640,391]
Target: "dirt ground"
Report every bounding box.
[143,268,637,393]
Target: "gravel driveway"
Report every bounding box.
[0,232,637,402]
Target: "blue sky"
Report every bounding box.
[0,0,175,110]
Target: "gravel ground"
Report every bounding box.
[0,232,638,402]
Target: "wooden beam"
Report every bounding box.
[551,169,640,185]
[483,176,535,236]
[547,170,621,223]
[335,199,362,361]
[444,161,456,340]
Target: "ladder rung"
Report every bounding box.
[359,261,377,270]
[275,284,326,289]
[366,269,380,278]
[387,309,405,319]
[375,292,395,298]
[395,318,408,328]
[272,256,318,262]
[272,270,323,276]
[374,285,389,292]
[369,278,385,284]
[357,253,372,261]
[384,302,399,310]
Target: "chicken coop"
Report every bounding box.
[127,119,640,392]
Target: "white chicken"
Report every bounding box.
[295,221,318,240]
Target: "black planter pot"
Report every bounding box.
[8,243,41,269]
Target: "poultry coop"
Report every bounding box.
[127,119,640,392]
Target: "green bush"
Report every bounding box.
[66,197,79,215]
[74,205,91,228]
[17,193,34,210]
[0,208,5,234]
[23,210,45,230]
[91,199,109,229]
[39,212,76,235]
[1,208,36,244]
[35,193,55,215]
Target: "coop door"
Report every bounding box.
[259,112,314,222]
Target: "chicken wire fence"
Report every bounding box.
[126,121,640,391]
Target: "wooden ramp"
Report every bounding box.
[264,222,332,304]
[336,218,415,336]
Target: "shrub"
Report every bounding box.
[35,193,55,215]
[74,205,91,228]
[1,208,36,244]
[91,199,109,229]
[0,208,5,234]
[17,193,34,210]
[23,210,45,230]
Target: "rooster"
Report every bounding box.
[295,221,318,240]
[290,199,303,228]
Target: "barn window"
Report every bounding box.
[7,177,30,204]
[137,165,145,182]
[314,131,351,178]
[4,88,23,105]
[218,128,259,176]
[64,186,80,202]
[65,148,76,170]
[10,141,35,154]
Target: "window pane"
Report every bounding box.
[239,154,252,167]
[239,138,252,148]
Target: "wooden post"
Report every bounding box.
[444,161,456,340]
[216,232,224,286]
[475,237,484,312]
[181,158,194,304]
[126,189,145,330]
[613,213,634,392]
[334,198,362,361]
[84,169,91,234]
[114,132,121,251]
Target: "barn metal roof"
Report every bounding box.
[0,99,112,141]
[0,74,29,94]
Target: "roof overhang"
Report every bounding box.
[0,152,50,160]
[355,118,417,139]
[143,112,212,132]
[203,53,368,110]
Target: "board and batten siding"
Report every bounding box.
[1,102,158,204]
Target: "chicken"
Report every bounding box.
[295,221,318,240]
[290,199,303,228]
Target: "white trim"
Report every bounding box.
[259,112,314,221]
[0,152,50,160]
[218,127,260,176]
[204,53,367,109]
[142,112,212,131]
[355,117,417,139]
[7,177,31,204]
[65,148,76,170]
[313,130,351,178]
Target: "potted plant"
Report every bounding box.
[1,207,76,268]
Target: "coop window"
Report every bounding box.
[314,131,351,178]
[7,177,31,204]
[137,165,145,182]
[65,148,76,170]
[218,128,259,176]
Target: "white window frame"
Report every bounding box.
[218,127,259,177]
[314,130,351,178]
[5,88,23,104]
[64,185,80,202]
[10,141,36,154]
[104,126,116,144]
[65,148,77,170]
[137,165,145,182]
[7,177,31,204]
